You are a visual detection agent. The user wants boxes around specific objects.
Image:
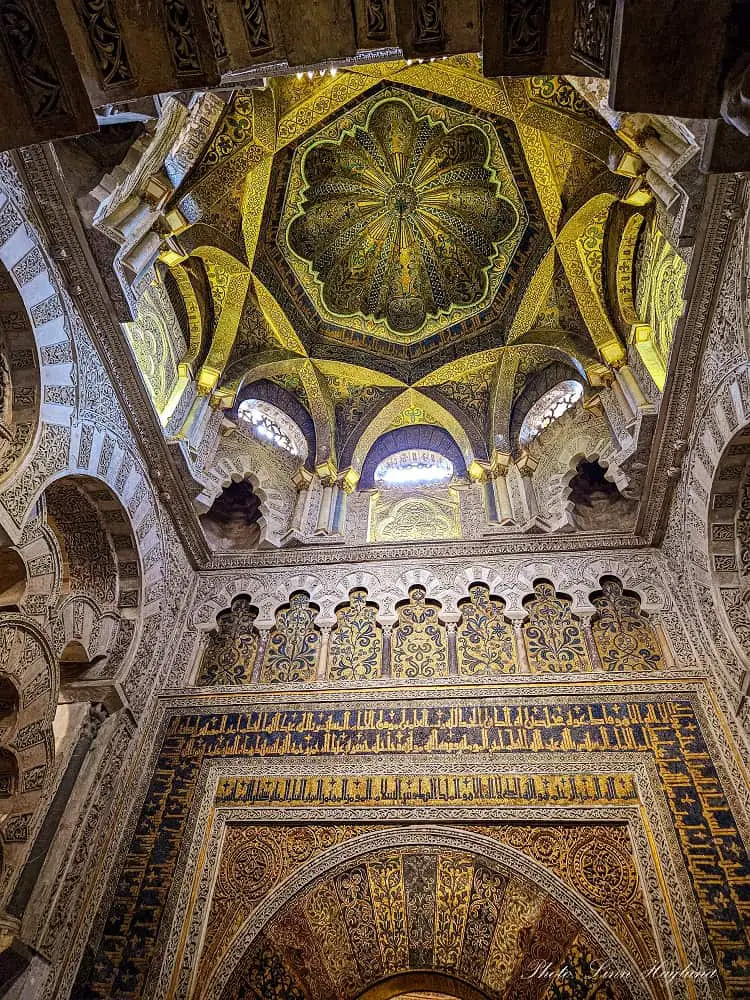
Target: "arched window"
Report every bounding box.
[374,448,454,489]
[519,380,583,446]
[237,398,307,458]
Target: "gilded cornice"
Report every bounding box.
[206,529,646,571]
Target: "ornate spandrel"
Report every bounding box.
[261,591,321,682]
[197,596,259,685]
[457,583,516,675]
[522,580,591,672]
[328,588,382,680]
[392,585,448,678]
[369,488,462,543]
[590,577,662,671]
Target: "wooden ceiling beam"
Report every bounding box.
[608,0,734,118]
[54,0,222,107]
[0,0,96,150]
[483,0,613,78]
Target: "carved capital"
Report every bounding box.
[516,451,537,479]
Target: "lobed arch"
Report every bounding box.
[527,407,626,530]
[197,450,296,551]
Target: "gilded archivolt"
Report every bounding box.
[217,838,643,1000]
[199,820,657,1000]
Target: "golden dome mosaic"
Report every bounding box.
[260,82,540,371]
[284,97,521,340]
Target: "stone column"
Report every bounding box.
[480,475,497,522]
[317,627,331,683]
[252,628,270,683]
[616,363,653,415]
[178,388,211,453]
[445,619,459,675]
[492,459,514,524]
[6,703,111,920]
[580,613,604,671]
[315,477,335,535]
[511,620,530,673]
[381,623,394,678]
[288,468,313,536]
[606,368,636,425]
[516,452,538,522]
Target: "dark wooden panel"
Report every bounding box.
[274,0,357,66]
[352,0,398,49]
[609,0,732,118]
[55,0,220,107]
[395,0,480,58]
[0,0,96,152]
[484,0,613,78]
[701,119,750,175]
[214,0,283,70]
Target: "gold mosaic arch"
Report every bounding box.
[204,826,651,1000]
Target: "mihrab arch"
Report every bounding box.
[199,827,649,1000]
